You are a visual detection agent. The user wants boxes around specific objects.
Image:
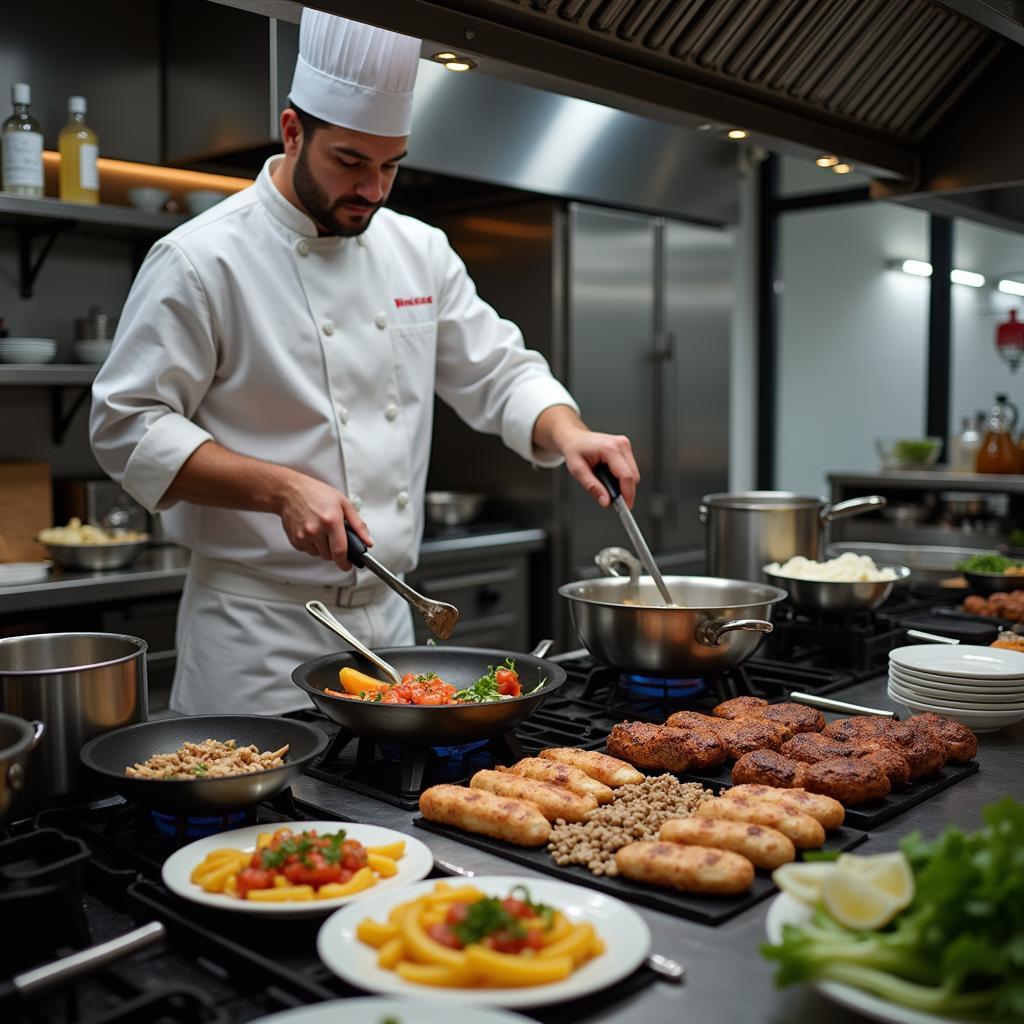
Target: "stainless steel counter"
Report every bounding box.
[0,528,548,615]
[293,674,1021,1024]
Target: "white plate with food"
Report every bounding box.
[889,645,1024,680]
[765,892,984,1024]
[162,821,433,918]
[250,997,534,1024]
[317,874,650,1008]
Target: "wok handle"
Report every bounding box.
[595,547,642,580]
[819,495,886,524]
[4,922,166,1002]
[696,618,773,647]
[529,639,555,658]
[790,691,898,719]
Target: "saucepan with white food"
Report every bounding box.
[558,548,788,677]
[292,602,567,744]
[763,552,910,614]
[79,715,328,813]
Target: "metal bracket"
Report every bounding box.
[17,221,70,298]
[49,385,92,445]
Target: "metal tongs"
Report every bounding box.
[343,524,459,639]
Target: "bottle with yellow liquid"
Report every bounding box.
[58,96,99,204]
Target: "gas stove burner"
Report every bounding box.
[150,808,247,840]
[620,674,706,699]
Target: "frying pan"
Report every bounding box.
[79,715,327,813]
[291,645,567,744]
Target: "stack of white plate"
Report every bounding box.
[888,644,1024,732]
[0,337,57,364]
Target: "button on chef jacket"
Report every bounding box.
[90,155,578,586]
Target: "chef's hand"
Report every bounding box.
[533,406,640,509]
[278,473,373,570]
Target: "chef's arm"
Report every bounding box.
[166,440,372,568]
[532,405,640,509]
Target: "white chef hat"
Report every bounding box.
[290,11,421,137]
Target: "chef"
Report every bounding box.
[90,11,639,715]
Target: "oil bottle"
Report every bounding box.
[1,83,44,197]
[58,96,99,204]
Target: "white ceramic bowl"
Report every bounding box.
[127,187,171,214]
[185,190,227,216]
[73,340,113,365]
[887,686,1024,731]
[0,338,58,364]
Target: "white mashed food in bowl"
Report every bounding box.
[766,552,897,582]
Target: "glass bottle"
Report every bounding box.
[951,415,982,472]
[58,96,99,205]
[1,83,44,197]
[975,394,1021,474]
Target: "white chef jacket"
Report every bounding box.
[89,155,579,714]
[90,155,578,584]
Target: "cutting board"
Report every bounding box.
[0,462,52,563]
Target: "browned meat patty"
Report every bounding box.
[759,703,826,734]
[607,721,727,773]
[732,749,807,789]
[666,711,792,758]
[885,721,947,780]
[780,733,852,764]
[904,713,978,763]
[800,757,891,805]
[821,717,893,742]
[712,696,769,721]
[855,743,911,788]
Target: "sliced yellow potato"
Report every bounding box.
[378,936,404,969]
[356,918,399,948]
[465,945,573,987]
[367,853,399,878]
[366,840,406,860]
[395,961,474,987]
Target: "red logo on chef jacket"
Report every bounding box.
[394,295,433,308]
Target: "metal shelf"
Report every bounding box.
[0,364,97,385]
[0,194,186,298]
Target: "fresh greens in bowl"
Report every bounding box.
[955,553,1024,575]
[875,437,943,470]
[762,797,1024,1018]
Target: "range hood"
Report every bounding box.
[196,0,1024,230]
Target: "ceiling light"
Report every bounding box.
[432,51,458,61]
[900,259,933,277]
[832,163,853,174]
[998,279,1024,296]
[951,269,985,288]
[727,129,748,140]
[816,154,839,167]
[444,59,475,71]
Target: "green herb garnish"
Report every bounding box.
[190,763,209,776]
[452,886,553,946]
[454,659,517,703]
[955,553,1021,574]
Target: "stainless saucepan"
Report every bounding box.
[558,548,788,677]
[763,563,911,614]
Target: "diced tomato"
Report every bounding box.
[496,669,521,696]
[341,839,368,872]
[523,929,545,950]
[282,852,343,888]
[237,867,274,897]
[500,897,533,919]
[486,929,528,954]
[427,923,463,949]
[445,902,470,926]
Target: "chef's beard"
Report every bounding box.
[293,143,383,238]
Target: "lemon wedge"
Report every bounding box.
[836,852,915,910]
[822,868,902,930]
[772,862,835,907]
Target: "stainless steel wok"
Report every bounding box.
[558,548,788,677]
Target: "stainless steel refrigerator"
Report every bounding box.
[425,199,733,643]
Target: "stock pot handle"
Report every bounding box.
[696,618,774,647]
[595,547,642,581]
[819,495,886,524]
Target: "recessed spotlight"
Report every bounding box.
[727,129,748,140]
[432,51,458,61]
[832,163,853,174]
[816,154,839,167]
[444,60,475,71]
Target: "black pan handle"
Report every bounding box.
[593,462,621,503]
[344,524,367,568]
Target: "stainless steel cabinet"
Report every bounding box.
[565,204,732,575]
